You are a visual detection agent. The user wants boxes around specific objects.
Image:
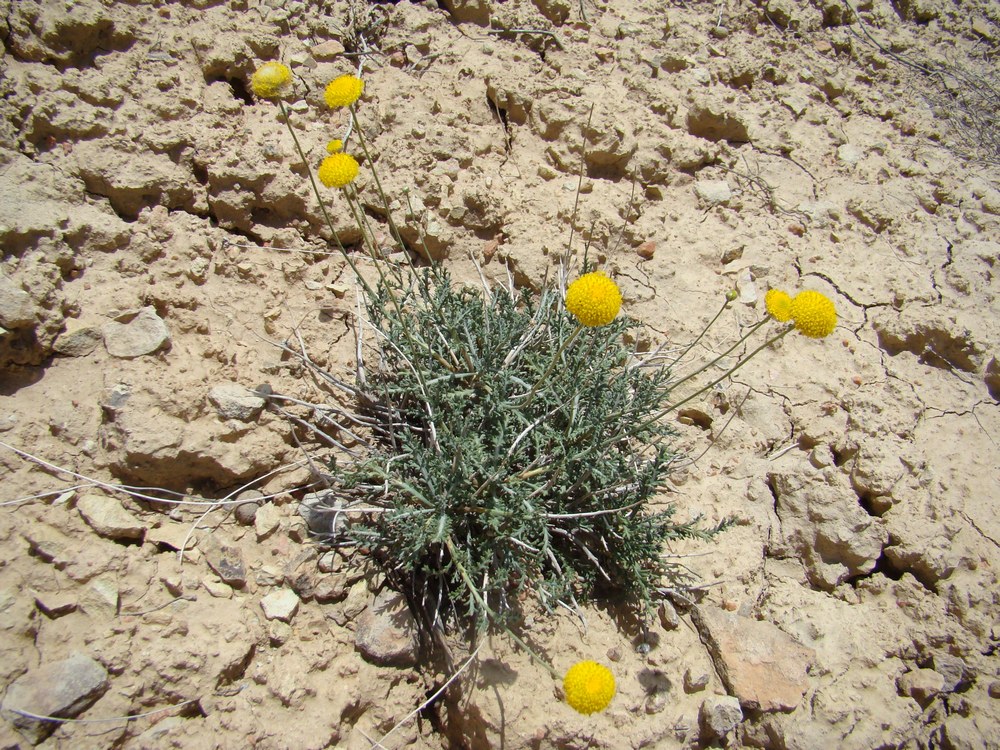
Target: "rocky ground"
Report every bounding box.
[1,0,998,748]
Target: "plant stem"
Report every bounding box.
[667,316,771,396]
[277,99,376,299]
[444,537,559,680]
[522,324,583,408]
[657,325,794,417]
[667,296,733,369]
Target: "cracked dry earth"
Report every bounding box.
[0,0,998,748]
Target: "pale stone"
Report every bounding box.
[255,502,282,540]
[76,493,145,541]
[354,590,418,667]
[695,180,732,205]
[699,695,743,738]
[208,383,265,422]
[260,589,300,623]
[34,590,78,618]
[203,577,233,599]
[837,143,864,165]
[53,326,103,356]
[0,272,34,328]
[693,606,815,712]
[0,653,109,743]
[898,668,944,707]
[102,306,170,358]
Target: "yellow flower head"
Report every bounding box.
[251,62,292,99]
[318,153,359,188]
[565,272,622,327]
[790,289,837,338]
[326,139,344,154]
[325,75,364,109]
[765,289,793,322]
[563,661,615,715]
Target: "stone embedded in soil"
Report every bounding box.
[76,493,146,541]
[208,383,266,422]
[254,503,282,541]
[102,307,170,358]
[898,668,944,707]
[201,537,247,588]
[33,591,78,619]
[768,467,886,590]
[233,490,263,526]
[354,590,419,667]
[933,654,970,692]
[0,272,35,329]
[693,606,815,713]
[0,652,109,744]
[695,180,733,205]
[52,325,103,357]
[658,601,680,630]
[260,589,300,623]
[685,668,710,693]
[699,695,743,739]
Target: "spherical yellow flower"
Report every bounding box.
[565,272,622,327]
[324,75,364,109]
[765,289,793,322]
[790,289,837,338]
[250,62,292,99]
[563,661,615,715]
[326,139,344,154]
[318,153,359,188]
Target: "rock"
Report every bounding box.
[310,39,345,59]
[133,717,186,745]
[202,577,233,599]
[0,272,35,328]
[0,653,109,743]
[233,490,263,526]
[354,590,419,667]
[985,356,999,400]
[768,467,887,590]
[988,681,1000,699]
[76,493,146,541]
[147,523,197,552]
[700,695,743,739]
[208,383,266,422]
[260,589,300,623]
[693,606,815,712]
[971,17,993,40]
[52,326,103,357]
[658,601,680,630]
[33,591,77,619]
[685,668,710,693]
[837,143,864,166]
[695,180,733,205]
[441,0,491,26]
[80,575,119,617]
[898,668,944,707]
[932,654,969,692]
[268,620,293,646]
[314,574,349,603]
[255,502,282,540]
[102,306,170,358]
[201,537,247,587]
[942,715,988,750]
[687,100,750,143]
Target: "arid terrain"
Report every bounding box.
[0,0,998,748]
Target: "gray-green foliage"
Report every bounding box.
[340,266,726,630]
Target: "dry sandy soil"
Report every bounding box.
[1,0,998,748]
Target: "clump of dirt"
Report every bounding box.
[1,1,998,748]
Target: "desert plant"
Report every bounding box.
[250,61,838,712]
